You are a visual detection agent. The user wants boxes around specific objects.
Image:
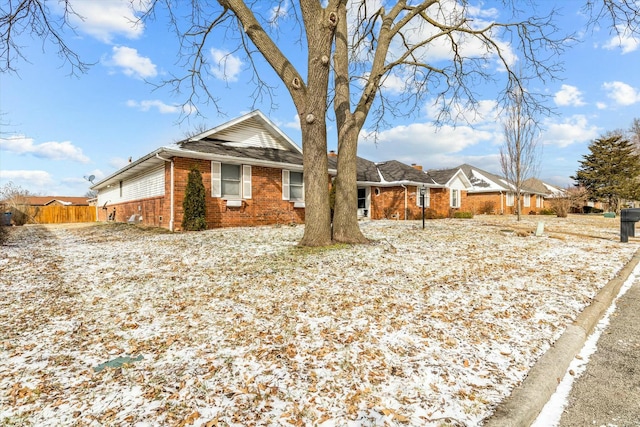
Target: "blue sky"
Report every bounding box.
[1,0,639,197]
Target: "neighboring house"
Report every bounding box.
[453,164,548,215]
[0,196,94,225]
[92,110,311,231]
[423,166,474,216]
[330,157,441,220]
[21,196,91,206]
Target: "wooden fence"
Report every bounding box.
[22,205,97,224]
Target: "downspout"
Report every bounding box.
[500,191,504,215]
[401,185,407,220]
[156,153,175,231]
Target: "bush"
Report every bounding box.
[182,167,207,231]
[452,211,474,219]
[0,225,8,245]
[480,201,496,214]
[539,209,556,215]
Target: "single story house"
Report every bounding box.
[92,110,310,230]
[449,164,550,215]
[20,196,91,206]
[92,110,482,231]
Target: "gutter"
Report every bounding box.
[155,153,175,232]
[401,185,408,220]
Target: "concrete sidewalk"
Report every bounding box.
[485,250,640,427]
[558,275,640,427]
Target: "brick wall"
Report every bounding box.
[97,196,165,226]
[466,193,504,215]
[369,186,462,220]
[172,159,304,231]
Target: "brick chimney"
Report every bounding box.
[411,163,423,171]
[328,150,337,157]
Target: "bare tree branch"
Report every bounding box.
[0,0,92,75]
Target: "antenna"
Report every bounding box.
[84,175,96,184]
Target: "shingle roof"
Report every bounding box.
[425,167,459,185]
[19,196,90,206]
[327,156,381,182]
[376,160,433,183]
[175,140,304,165]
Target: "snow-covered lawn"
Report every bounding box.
[1,215,637,426]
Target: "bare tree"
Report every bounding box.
[4,1,639,245]
[630,117,640,152]
[0,0,91,74]
[330,1,567,242]
[500,87,541,221]
[0,181,33,225]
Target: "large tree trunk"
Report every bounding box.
[221,0,337,246]
[299,111,332,246]
[331,1,367,244]
[297,3,336,246]
[332,117,368,243]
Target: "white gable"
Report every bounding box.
[449,175,468,190]
[215,119,288,150]
[189,110,302,153]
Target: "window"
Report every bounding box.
[290,172,304,201]
[416,186,430,207]
[506,192,514,207]
[358,188,367,209]
[450,189,460,208]
[282,170,304,201]
[212,162,251,199]
[222,164,241,197]
[524,193,531,207]
[537,196,543,208]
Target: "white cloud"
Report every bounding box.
[554,85,585,107]
[603,81,640,106]
[210,48,243,82]
[596,102,607,110]
[424,99,499,125]
[126,99,181,114]
[602,25,640,54]
[0,135,90,163]
[269,0,290,22]
[110,157,131,170]
[283,115,301,130]
[359,122,494,162]
[0,170,54,187]
[541,115,601,148]
[110,46,157,79]
[66,0,148,43]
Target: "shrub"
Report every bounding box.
[452,211,473,219]
[480,201,496,214]
[539,209,556,215]
[0,225,8,245]
[182,167,207,231]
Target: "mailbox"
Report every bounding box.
[620,208,640,243]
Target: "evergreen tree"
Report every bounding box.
[572,134,640,212]
[182,167,207,231]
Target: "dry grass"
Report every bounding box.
[1,215,638,426]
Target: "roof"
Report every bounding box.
[173,140,304,165]
[327,156,384,182]
[376,160,434,184]
[523,177,566,197]
[454,164,546,195]
[456,164,510,192]
[20,196,90,206]
[425,166,472,188]
[92,110,304,191]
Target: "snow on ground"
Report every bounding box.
[0,215,638,427]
